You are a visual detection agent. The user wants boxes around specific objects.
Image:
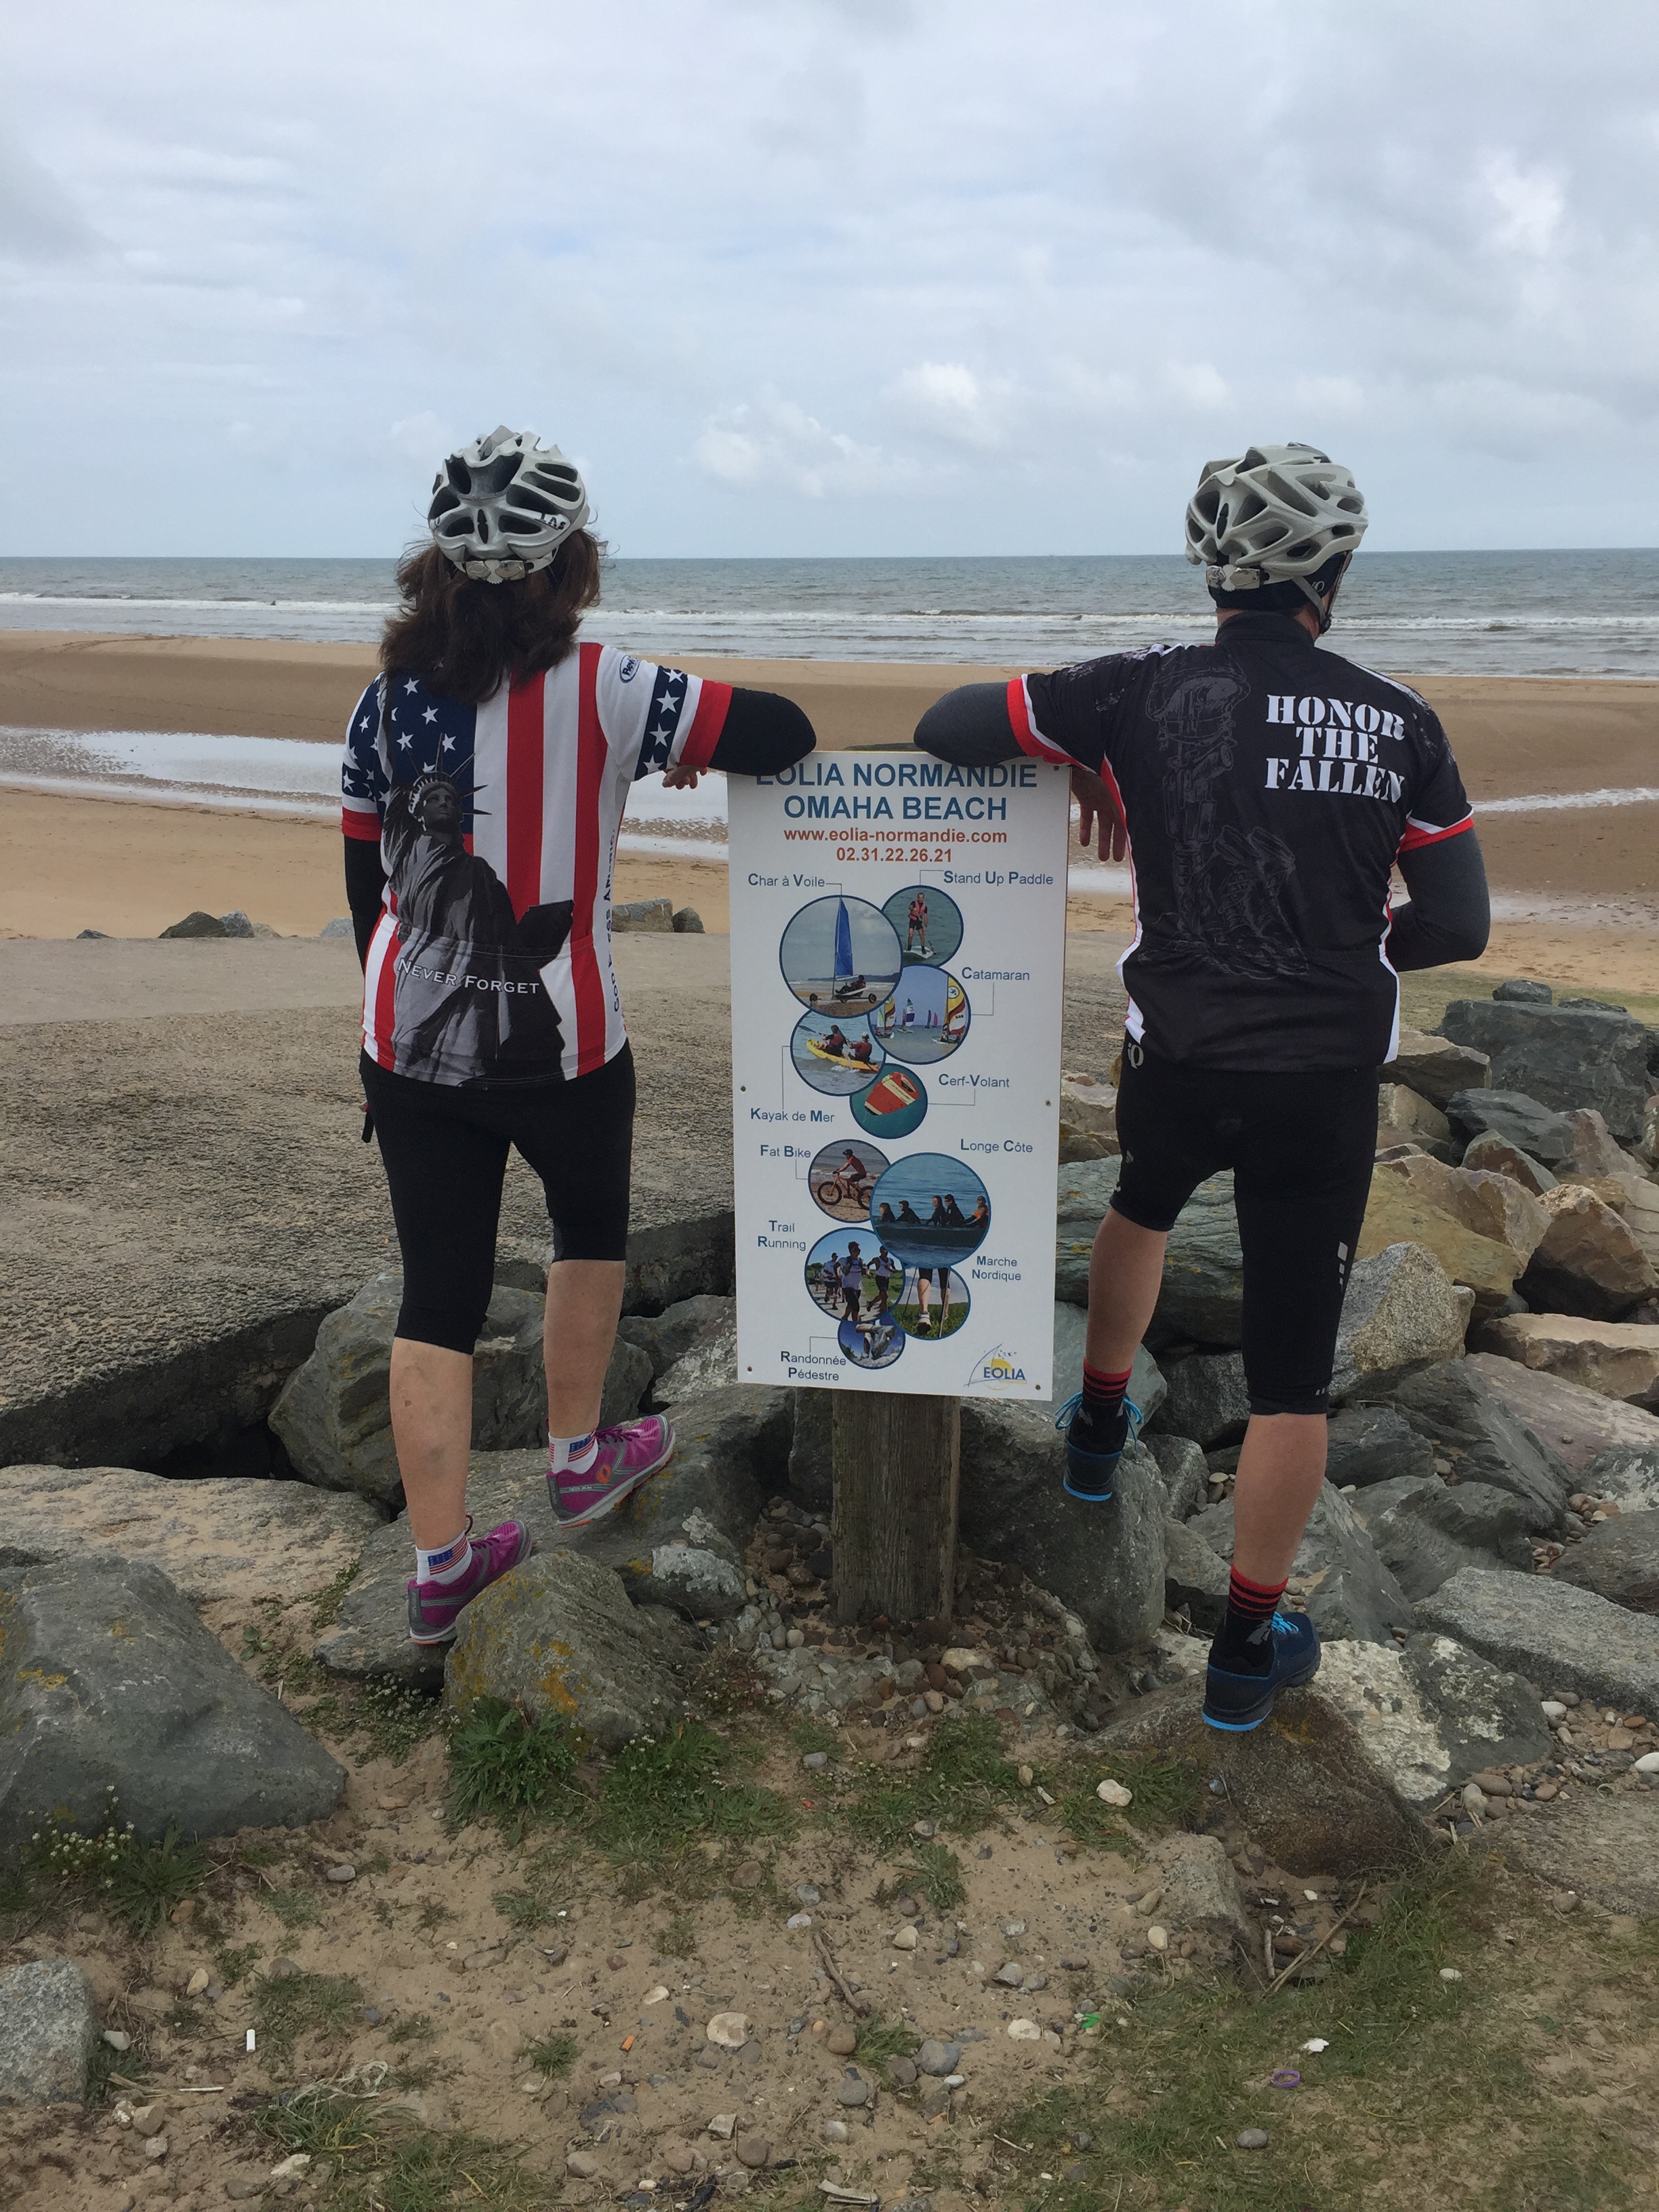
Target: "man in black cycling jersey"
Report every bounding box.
[915,443,1489,1734]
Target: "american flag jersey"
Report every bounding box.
[342,644,729,1084]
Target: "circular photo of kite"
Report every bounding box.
[895,1265,970,1342]
[779,895,902,1019]
[790,1009,884,1096]
[871,967,969,1064]
[882,883,964,967]
[848,1064,927,1139]
[867,1153,991,1269]
[808,1139,892,1223]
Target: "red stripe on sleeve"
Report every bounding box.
[1005,676,1072,765]
[506,670,547,917]
[1398,813,1475,853]
[571,644,609,1076]
[678,678,732,770]
[342,807,382,841]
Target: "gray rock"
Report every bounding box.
[0,1554,344,1853]
[835,2070,871,2107]
[159,909,229,939]
[1460,1132,1557,1195]
[1347,1475,1534,1601]
[1493,979,1553,1004]
[1189,1481,1412,1644]
[1551,1509,1659,1613]
[217,909,255,939]
[1443,1089,1577,1168]
[1495,1785,1659,1918]
[1326,1404,1437,1489]
[575,1387,792,1578]
[1439,1001,1653,1145]
[915,2039,961,2076]
[1043,1300,1168,1427]
[1416,1565,1659,1713]
[0,1961,95,2106]
[672,907,705,934]
[1163,1516,1230,1631]
[1146,1833,1252,1957]
[1313,1633,1549,1807]
[641,1544,749,1621]
[317,916,356,940]
[1380,1028,1492,1111]
[0,1464,382,1609]
[1158,1352,1250,1448]
[75,928,109,940]
[1143,1433,1210,1520]
[787,1389,834,1512]
[445,1548,694,1750]
[612,897,676,933]
[1330,1244,1469,1403]
[958,1406,1165,1653]
[1517,1186,1658,1322]
[1385,1360,1575,1532]
[623,1213,735,1315]
[1462,1357,1659,1476]
[1056,1159,1246,1348]
[1580,1446,1659,1511]
[618,1296,736,1381]
[656,1315,738,1404]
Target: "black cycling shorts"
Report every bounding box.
[361,1044,635,1355]
[1111,1044,1378,1418]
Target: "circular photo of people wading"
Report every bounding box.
[896,1265,970,1342]
[804,1231,905,1370]
[790,1009,884,1096]
[882,882,964,968]
[808,1139,891,1223]
[871,966,970,1064]
[867,1153,991,1270]
[779,895,902,1018]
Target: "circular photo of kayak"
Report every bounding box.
[779,895,903,1018]
[808,1138,892,1223]
[867,1153,990,1269]
[882,882,964,968]
[848,1063,927,1138]
[871,966,969,1064]
[895,1265,970,1342]
[790,1009,884,1096]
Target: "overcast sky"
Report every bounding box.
[3,1,1656,558]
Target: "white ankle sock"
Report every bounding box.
[415,1530,473,1584]
[550,1431,598,1475]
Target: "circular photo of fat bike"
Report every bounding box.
[870,966,969,1064]
[779,894,903,1019]
[867,1152,991,1271]
[848,1063,927,1138]
[790,1008,884,1096]
[808,1138,892,1223]
[882,882,964,968]
[895,1264,970,1341]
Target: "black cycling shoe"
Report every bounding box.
[1053,1393,1141,1502]
[1202,1611,1322,1732]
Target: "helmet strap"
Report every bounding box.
[1294,554,1351,636]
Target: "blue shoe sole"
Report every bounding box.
[1062,1473,1115,1502]
[1202,1656,1320,1732]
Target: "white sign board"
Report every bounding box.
[728,747,1070,1401]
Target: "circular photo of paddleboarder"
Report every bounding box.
[808,1138,892,1223]
[867,1153,990,1270]
[779,895,902,1018]
[872,966,970,1064]
[882,883,964,968]
[895,1265,970,1342]
[848,1063,927,1138]
[790,1009,884,1096]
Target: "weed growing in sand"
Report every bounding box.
[593,1723,792,1868]
[446,1698,581,1830]
[855,2014,921,2079]
[900,1841,966,1913]
[251,1969,363,2067]
[213,1942,262,1989]
[308,1561,359,1629]
[386,2013,436,2047]
[655,1910,699,1958]
[516,2029,579,2078]
[415,1900,455,1933]
[354,1679,441,1765]
[268,1886,323,1929]
[492,1887,561,1931]
[846,1712,1025,1851]
[22,1802,211,1938]
[254,2087,546,2212]
[792,1717,842,1762]
[1057,1750,1201,1849]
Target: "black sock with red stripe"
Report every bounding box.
[1214,1568,1288,1675]
[1069,1358,1133,1448]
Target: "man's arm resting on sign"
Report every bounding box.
[1387,828,1490,970]
[914,682,1125,862]
[344,835,388,970]
[663,687,816,787]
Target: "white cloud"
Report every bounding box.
[1480,153,1567,257]
[695,389,907,498]
[885,360,1016,448]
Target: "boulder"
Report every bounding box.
[619,1296,736,1381]
[0,1961,95,2106]
[1416,1565,1659,1713]
[1355,1174,1517,1319]
[1346,1475,1534,1600]
[1561,1107,1652,1195]
[1380,1027,1492,1111]
[1376,1084,1456,1158]
[1497,1790,1659,1920]
[1187,1481,1412,1644]
[1443,1089,1577,1168]
[656,1313,739,1403]
[1616,1176,1659,1273]
[611,897,676,933]
[1057,1160,1246,1347]
[0,1555,344,1853]
[1325,1404,1436,1490]
[444,1549,693,1751]
[1163,1515,1229,1631]
[1143,1833,1252,1961]
[1158,1352,1250,1448]
[1144,1433,1210,1520]
[574,1387,792,1570]
[1517,1186,1658,1321]
[159,909,229,939]
[1385,1360,1574,1532]
[1460,1132,1557,1195]
[671,907,705,934]
[958,1405,1165,1653]
[1438,1000,1654,1145]
[1329,1242,1469,1403]
[1060,1071,1119,1138]
[1551,1510,1659,1614]
[217,909,256,938]
[1044,1301,1168,1428]
[1313,1633,1551,1807]
[1372,1153,1549,1272]
[1492,979,1552,1004]
[624,1212,735,1315]
[1471,1314,1659,1408]
[1462,1353,1659,1476]
[0,1465,383,1611]
[1580,1447,1659,1513]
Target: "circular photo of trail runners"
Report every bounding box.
[882,882,964,968]
[872,967,970,1065]
[790,1008,884,1096]
[867,1153,991,1269]
[848,1063,927,1138]
[896,1265,970,1343]
[779,895,902,1019]
[808,1138,892,1223]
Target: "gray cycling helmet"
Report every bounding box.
[1183,443,1367,615]
[427,426,590,582]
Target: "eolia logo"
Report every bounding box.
[971,1345,1029,1389]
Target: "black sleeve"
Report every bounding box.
[913,682,1022,766]
[708,687,816,775]
[1387,830,1490,971]
[344,836,387,970]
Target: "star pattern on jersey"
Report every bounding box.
[633,664,693,779]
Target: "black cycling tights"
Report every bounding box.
[1111,1045,1378,1417]
[361,1044,635,1355]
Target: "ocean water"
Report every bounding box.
[1,549,1656,677]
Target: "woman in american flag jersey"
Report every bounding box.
[342,426,815,1646]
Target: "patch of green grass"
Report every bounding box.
[855,2014,920,2080]
[655,1910,699,1958]
[846,1711,1025,1850]
[387,2062,435,2093]
[268,1886,323,1929]
[251,1970,363,2068]
[386,2013,436,2048]
[445,1699,581,1831]
[491,1886,560,1931]
[415,1900,455,1933]
[516,2029,579,2077]
[1057,1750,1203,1849]
[592,1723,792,1868]
[106,1824,211,1936]
[253,2087,546,2212]
[21,1803,211,1937]
[354,1680,441,1765]
[308,1561,359,1629]
[691,1645,771,1717]
[213,1942,263,1990]
[85,2032,148,2109]
[900,1841,966,1913]
[237,1841,285,1868]
[792,1717,842,1761]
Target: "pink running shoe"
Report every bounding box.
[406,1518,536,1645]
[549,1416,676,1530]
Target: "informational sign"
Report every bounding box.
[728,747,1071,1399]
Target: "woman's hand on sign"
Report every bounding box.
[661,764,705,791]
[1071,764,1127,863]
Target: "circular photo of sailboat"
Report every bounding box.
[779,895,902,1019]
[871,967,969,1064]
[867,1153,991,1269]
[790,1010,884,1096]
[848,1063,927,1138]
[882,883,964,967]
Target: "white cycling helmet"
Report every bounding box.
[426,425,590,583]
[1183,443,1367,610]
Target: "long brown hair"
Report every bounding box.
[380,532,603,703]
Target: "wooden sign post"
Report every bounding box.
[830,1393,960,1626]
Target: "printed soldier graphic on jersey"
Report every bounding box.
[1143,661,1308,981]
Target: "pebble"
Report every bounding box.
[1018,1764,1034,1787]
[787,1913,813,1931]
[1072,2130,1093,2150]
[1236,2129,1269,2150]
[644,1985,670,2004]
[1533,1780,1559,1801]
[924,1690,945,1713]
[659,2142,695,2175]
[836,2070,872,2106]
[706,2011,750,2047]
[102,2030,131,2051]
[1635,1753,1659,1776]
[1439,1968,1462,1982]
[1002,1919,1026,1938]
[802,1752,829,1771]
[269,2156,310,2182]
[1095,1779,1133,1807]
[796,1883,821,1905]
[994,1961,1025,1986]
[1461,1784,1489,1817]
[707,2112,737,2139]
[912,1819,937,1839]
[892,1925,918,1951]
[1541,1700,1567,1722]
[1134,1888,1163,1915]
[916,2039,961,2075]
[608,1952,626,1971]
[140,2136,169,2163]
[1006,2019,1042,2041]
[827,2026,859,2056]
[890,2055,918,2085]
[565,2152,600,2178]
[823,2120,850,2144]
[896,1893,921,1917]
[1551,1891,1579,1914]
[736,2135,771,2169]
[1147,1926,1169,1952]
[325,1864,356,1883]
